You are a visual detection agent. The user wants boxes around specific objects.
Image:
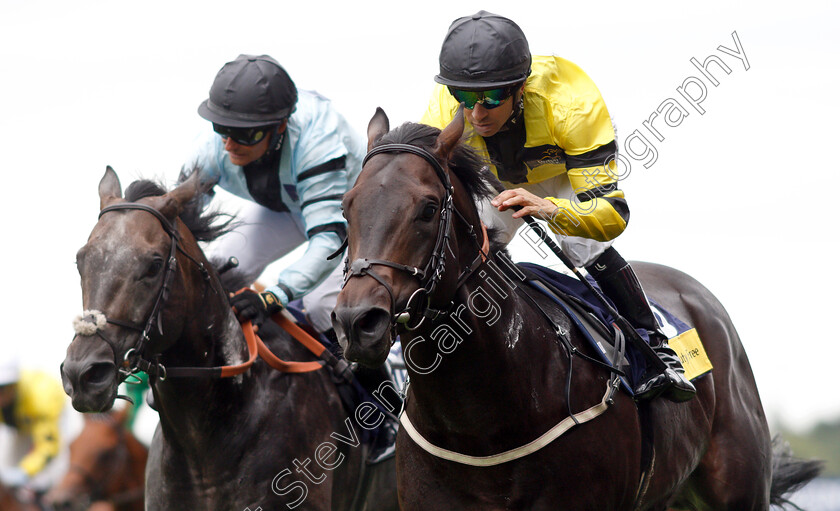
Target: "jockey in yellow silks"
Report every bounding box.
[0,354,68,490]
[421,11,696,402]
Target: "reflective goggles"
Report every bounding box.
[447,86,517,110]
[213,123,276,146]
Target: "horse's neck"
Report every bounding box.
[408,267,548,404]
[161,274,245,368]
[105,434,147,511]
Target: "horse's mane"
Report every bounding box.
[207,255,262,293]
[375,122,508,252]
[123,179,235,243]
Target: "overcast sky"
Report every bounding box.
[2,0,838,431]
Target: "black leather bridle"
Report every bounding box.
[343,144,486,333]
[95,202,211,380]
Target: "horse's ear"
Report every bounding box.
[99,166,123,210]
[160,169,205,218]
[367,107,390,152]
[433,106,465,161]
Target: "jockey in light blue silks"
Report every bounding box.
[181,55,362,333]
[180,54,399,462]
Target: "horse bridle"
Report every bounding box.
[343,143,486,333]
[94,202,211,380]
[84,202,328,382]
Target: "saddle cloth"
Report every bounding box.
[518,263,713,395]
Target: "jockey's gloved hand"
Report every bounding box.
[0,467,29,488]
[229,289,283,327]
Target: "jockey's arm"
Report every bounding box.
[265,155,350,305]
[541,66,629,242]
[266,229,343,306]
[543,144,630,242]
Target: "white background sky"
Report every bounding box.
[1,0,838,432]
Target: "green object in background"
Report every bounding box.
[123,371,150,429]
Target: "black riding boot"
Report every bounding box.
[587,248,696,402]
[354,363,401,463]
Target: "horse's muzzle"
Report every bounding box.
[61,336,119,412]
[331,305,392,367]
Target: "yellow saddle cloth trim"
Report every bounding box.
[667,328,713,381]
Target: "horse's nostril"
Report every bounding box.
[82,362,115,386]
[357,308,389,334]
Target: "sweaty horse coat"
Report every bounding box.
[332,108,820,510]
[61,168,397,510]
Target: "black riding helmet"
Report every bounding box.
[435,11,531,90]
[198,54,297,128]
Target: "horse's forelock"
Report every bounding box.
[122,179,235,243]
[124,179,167,201]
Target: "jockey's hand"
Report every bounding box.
[490,188,557,220]
[229,289,283,327]
[0,466,29,488]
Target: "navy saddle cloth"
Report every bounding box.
[517,263,648,390]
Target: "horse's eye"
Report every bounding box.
[145,258,164,278]
[420,203,438,221]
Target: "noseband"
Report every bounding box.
[93,202,211,379]
[344,144,486,332]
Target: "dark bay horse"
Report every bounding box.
[60,168,397,510]
[44,406,147,511]
[332,108,820,510]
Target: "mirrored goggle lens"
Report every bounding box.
[213,124,272,146]
[448,87,512,109]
